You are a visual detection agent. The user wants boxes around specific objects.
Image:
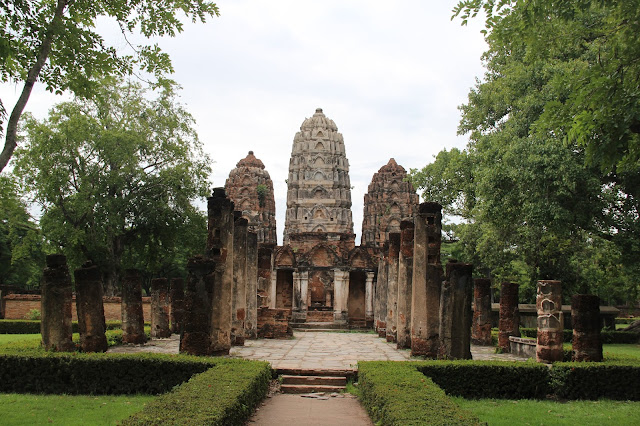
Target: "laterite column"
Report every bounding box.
[245,231,258,339]
[396,220,414,349]
[536,280,563,363]
[170,278,185,334]
[151,278,171,338]
[498,282,519,352]
[74,261,107,352]
[231,215,248,346]
[122,269,147,344]
[180,256,215,355]
[374,242,388,337]
[571,294,603,362]
[471,278,492,345]
[386,232,401,343]
[439,261,473,359]
[41,254,74,351]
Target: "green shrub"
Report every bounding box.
[123,360,271,425]
[358,361,482,425]
[616,318,637,325]
[551,362,640,400]
[0,351,215,394]
[0,320,146,335]
[416,361,551,399]
[25,309,41,320]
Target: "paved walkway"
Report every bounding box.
[107,331,529,367]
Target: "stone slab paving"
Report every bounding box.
[248,394,373,426]
[107,331,530,366]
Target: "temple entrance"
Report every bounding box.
[275,269,293,309]
[308,270,333,309]
[348,270,366,326]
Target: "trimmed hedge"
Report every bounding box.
[551,362,640,400]
[358,361,482,425]
[0,320,145,334]
[616,318,637,325]
[520,328,638,344]
[123,360,271,426]
[0,351,215,394]
[416,361,551,399]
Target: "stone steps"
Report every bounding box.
[280,373,348,394]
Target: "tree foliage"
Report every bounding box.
[15,78,211,295]
[410,1,640,303]
[0,175,46,289]
[0,0,219,172]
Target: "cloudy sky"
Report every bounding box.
[2,1,488,243]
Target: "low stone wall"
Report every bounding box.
[491,303,619,329]
[2,294,152,322]
[509,336,536,359]
[257,307,292,339]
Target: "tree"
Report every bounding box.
[408,2,640,302]
[0,175,46,289]
[15,78,211,295]
[0,0,219,172]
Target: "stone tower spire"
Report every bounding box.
[362,158,419,248]
[224,151,277,245]
[284,108,354,244]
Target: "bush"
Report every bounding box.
[25,309,41,320]
[358,361,482,425]
[0,351,216,395]
[416,361,551,399]
[616,318,637,325]
[0,320,145,335]
[551,362,640,400]
[123,360,271,425]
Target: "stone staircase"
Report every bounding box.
[279,370,349,394]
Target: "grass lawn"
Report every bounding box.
[0,393,156,425]
[0,334,41,344]
[603,343,640,359]
[454,398,640,425]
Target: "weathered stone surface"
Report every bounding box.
[121,268,147,345]
[361,159,419,248]
[536,280,563,363]
[257,245,274,307]
[374,243,388,336]
[385,233,401,343]
[257,307,293,339]
[170,278,184,334]
[224,151,277,245]
[207,188,234,355]
[471,278,492,346]
[498,282,520,352]
[180,256,215,356]
[74,261,107,352]
[246,231,258,339]
[396,220,414,349]
[410,202,442,358]
[41,254,75,352]
[572,294,603,362]
[232,215,248,346]
[439,261,473,360]
[150,278,171,339]
[283,108,354,243]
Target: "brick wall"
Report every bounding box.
[2,294,153,321]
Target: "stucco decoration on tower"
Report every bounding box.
[361,158,419,248]
[224,151,277,245]
[284,108,354,245]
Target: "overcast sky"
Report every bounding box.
[1,1,488,244]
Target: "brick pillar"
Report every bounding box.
[571,294,603,362]
[411,202,443,358]
[536,280,563,363]
[207,188,234,355]
[150,278,171,338]
[498,282,520,352]
[41,254,74,351]
[74,261,107,352]
[122,269,147,344]
[170,278,185,334]
[365,271,375,327]
[471,278,492,346]
[374,242,388,337]
[257,245,274,307]
[386,232,401,343]
[439,261,473,359]
[333,269,349,324]
[246,231,258,339]
[180,256,215,356]
[396,220,414,349]
[232,214,248,346]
